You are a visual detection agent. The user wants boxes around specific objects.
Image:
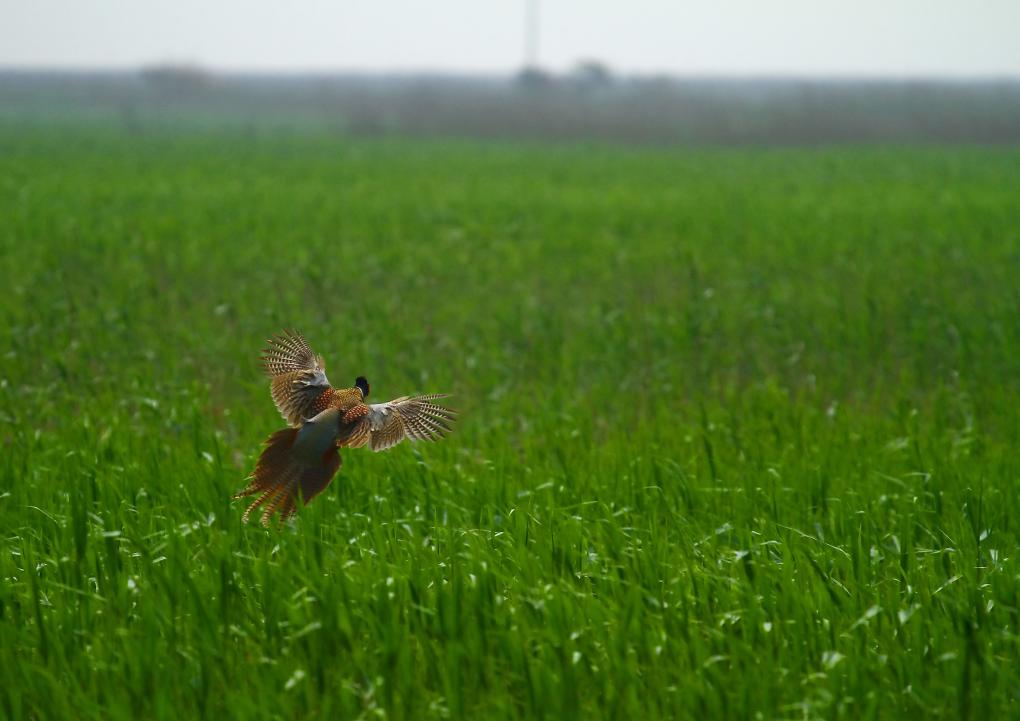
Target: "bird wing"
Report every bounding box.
[260,330,333,427]
[346,394,457,452]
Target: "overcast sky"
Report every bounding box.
[3,0,1019,77]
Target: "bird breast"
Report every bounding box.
[292,408,340,465]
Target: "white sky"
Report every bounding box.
[2,0,1019,76]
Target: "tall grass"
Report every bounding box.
[1,127,1019,719]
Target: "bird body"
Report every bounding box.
[235,331,456,526]
[292,407,343,463]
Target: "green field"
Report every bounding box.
[1,127,1019,720]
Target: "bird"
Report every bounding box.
[235,330,456,527]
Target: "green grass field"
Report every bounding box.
[1,127,1019,720]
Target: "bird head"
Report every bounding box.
[355,376,370,398]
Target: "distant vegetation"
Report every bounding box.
[2,68,1020,143]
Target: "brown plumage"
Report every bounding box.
[235,330,457,527]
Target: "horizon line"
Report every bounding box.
[3,64,1020,84]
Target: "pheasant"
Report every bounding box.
[235,330,456,527]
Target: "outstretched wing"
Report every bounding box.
[261,330,333,426]
[346,394,457,452]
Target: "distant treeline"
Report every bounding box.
[2,68,1020,144]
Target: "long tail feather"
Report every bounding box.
[235,427,342,527]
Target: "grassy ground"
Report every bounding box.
[1,126,1019,720]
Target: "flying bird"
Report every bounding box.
[235,330,456,527]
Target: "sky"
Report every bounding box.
[2,0,1020,77]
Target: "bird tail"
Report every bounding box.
[234,427,342,527]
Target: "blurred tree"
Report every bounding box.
[515,65,554,90]
[140,64,213,97]
[571,60,614,90]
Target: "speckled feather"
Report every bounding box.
[261,330,341,427]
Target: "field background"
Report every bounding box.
[1,123,1020,719]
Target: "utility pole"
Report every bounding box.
[525,0,540,67]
